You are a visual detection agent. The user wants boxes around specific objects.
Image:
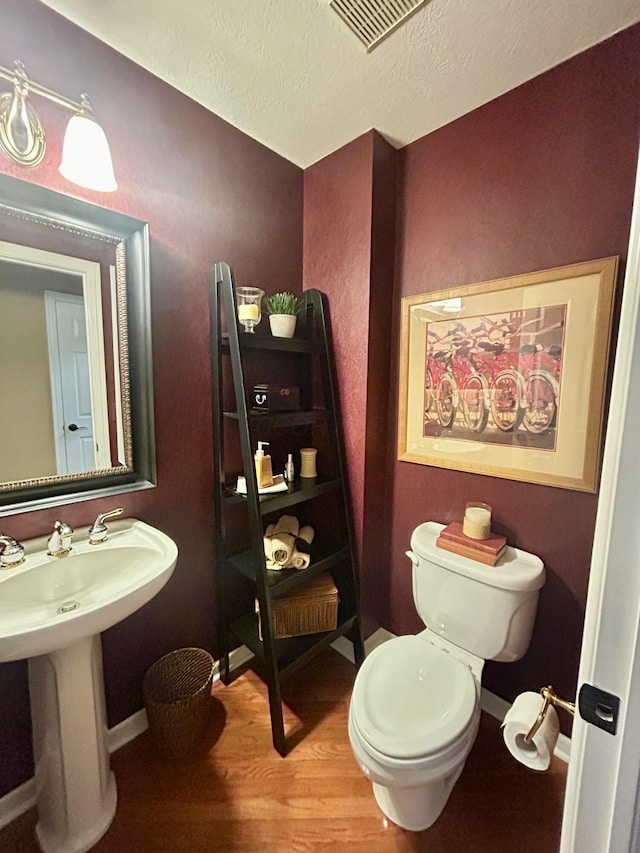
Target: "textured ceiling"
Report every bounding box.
[41,0,640,168]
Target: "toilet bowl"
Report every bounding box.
[348,633,481,831]
[348,521,545,831]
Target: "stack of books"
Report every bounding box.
[436,522,507,566]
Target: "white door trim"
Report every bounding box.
[0,241,110,470]
[560,140,640,853]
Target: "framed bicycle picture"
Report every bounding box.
[397,257,618,492]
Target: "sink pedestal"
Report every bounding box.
[29,635,117,853]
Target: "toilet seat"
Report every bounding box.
[350,635,477,760]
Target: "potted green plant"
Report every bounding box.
[264,292,299,338]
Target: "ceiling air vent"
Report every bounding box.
[329,0,427,52]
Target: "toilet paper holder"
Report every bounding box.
[524,685,575,744]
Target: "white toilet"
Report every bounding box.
[348,521,545,831]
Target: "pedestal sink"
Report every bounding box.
[0,518,178,853]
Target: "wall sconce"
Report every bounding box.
[0,60,117,192]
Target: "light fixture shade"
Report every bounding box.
[59,113,117,192]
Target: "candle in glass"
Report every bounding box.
[463,502,492,540]
[236,286,264,333]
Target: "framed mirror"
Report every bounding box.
[0,173,155,514]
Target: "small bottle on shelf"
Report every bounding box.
[285,453,295,483]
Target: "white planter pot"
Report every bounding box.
[269,314,297,338]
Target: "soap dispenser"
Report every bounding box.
[254,441,274,489]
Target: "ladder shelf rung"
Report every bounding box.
[221,333,320,354]
[223,409,330,427]
[224,476,341,513]
[229,613,358,681]
[227,543,350,595]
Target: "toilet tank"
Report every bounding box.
[409,522,545,662]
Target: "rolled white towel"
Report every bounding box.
[298,525,315,545]
[263,535,274,562]
[270,532,296,566]
[286,551,311,570]
[273,515,300,536]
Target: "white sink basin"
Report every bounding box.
[0,518,178,662]
[0,518,178,853]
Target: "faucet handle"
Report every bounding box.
[89,508,124,545]
[47,520,74,557]
[0,535,25,569]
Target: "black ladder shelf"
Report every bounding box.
[209,261,365,756]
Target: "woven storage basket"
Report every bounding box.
[256,572,339,639]
[143,647,215,758]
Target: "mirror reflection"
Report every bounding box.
[0,173,153,512]
[0,245,126,482]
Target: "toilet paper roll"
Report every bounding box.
[501,691,560,771]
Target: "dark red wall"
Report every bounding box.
[303,131,396,635]
[389,25,640,719]
[0,0,302,797]
[304,133,374,558]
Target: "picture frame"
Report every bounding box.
[397,257,619,492]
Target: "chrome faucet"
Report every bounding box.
[0,535,25,568]
[88,508,124,545]
[47,520,74,557]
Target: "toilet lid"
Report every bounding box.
[351,636,477,760]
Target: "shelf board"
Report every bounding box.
[222,333,319,354]
[223,409,329,427]
[228,542,350,596]
[224,476,341,513]
[229,613,357,682]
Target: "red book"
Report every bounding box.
[439,521,507,555]
[436,536,506,566]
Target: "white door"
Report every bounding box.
[560,143,640,851]
[45,291,97,475]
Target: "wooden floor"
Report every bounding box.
[1,649,566,853]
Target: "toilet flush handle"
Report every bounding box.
[405,550,419,566]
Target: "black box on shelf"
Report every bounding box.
[252,384,301,412]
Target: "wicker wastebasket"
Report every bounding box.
[143,647,215,758]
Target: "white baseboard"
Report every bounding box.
[106,707,149,754]
[330,627,395,663]
[225,644,254,673]
[0,778,37,832]
[0,629,570,829]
